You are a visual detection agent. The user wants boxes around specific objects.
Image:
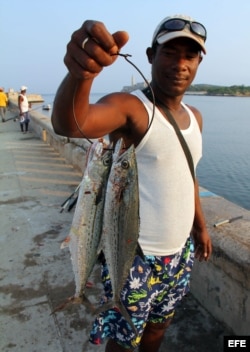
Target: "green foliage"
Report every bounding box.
[188,84,250,96]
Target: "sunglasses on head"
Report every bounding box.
[155,18,207,43]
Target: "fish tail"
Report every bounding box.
[50,295,76,314]
[50,293,96,315]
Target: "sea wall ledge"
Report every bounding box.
[9,100,250,336]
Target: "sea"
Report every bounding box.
[36,93,250,211]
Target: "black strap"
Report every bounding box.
[142,88,195,183]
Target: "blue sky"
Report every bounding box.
[1,0,250,94]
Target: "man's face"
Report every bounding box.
[150,37,202,97]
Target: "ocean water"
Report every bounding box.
[38,93,250,211]
[184,95,250,211]
[32,92,104,118]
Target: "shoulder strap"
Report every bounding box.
[157,103,195,182]
[142,89,195,183]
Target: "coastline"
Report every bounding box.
[121,82,250,97]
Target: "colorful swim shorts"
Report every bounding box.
[89,237,194,349]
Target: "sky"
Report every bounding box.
[1,0,250,94]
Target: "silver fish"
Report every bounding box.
[101,139,141,331]
[54,139,112,311]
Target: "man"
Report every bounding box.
[0,87,8,122]
[52,14,212,352]
[18,86,30,133]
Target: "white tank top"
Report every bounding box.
[19,94,29,113]
[132,90,202,256]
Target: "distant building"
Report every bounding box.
[121,76,149,92]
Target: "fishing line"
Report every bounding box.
[4,102,54,122]
[72,52,156,147]
[113,52,156,133]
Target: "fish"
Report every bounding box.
[101,138,142,332]
[52,139,112,312]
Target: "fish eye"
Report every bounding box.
[121,160,130,169]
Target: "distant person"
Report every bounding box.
[18,86,30,133]
[0,87,8,122]
[52,15,212,352]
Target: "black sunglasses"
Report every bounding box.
[155,18,207,43]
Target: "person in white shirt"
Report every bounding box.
[18,86,30,133]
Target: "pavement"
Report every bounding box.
[0,112,231,352]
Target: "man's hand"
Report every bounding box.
[64,20,129,80]
[192,227,212,262]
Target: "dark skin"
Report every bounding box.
[52,20,212,352]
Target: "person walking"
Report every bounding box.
[52,14,212,352]
[0,87,8,122]
[18,86,30,133]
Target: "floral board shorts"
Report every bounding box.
[89,237,194,349]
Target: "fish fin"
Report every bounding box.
[60,236,70,249]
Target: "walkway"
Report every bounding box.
[0,112,230,352]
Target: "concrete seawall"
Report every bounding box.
[9,100,250,336]
[8,92,44,103]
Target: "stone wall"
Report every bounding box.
[191,195,250,335]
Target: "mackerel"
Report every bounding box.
[101,139,141,332]
[53,139,112,311]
